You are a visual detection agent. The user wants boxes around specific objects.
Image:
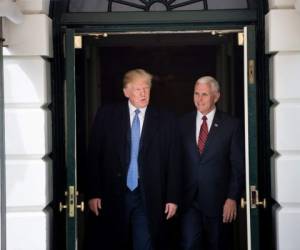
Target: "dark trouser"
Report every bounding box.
[125,187,153,250]
[181,202,230,250]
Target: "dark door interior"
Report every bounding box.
[74,31,246,250]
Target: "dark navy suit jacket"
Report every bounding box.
[180,110,244,216]
[86,102,181,249]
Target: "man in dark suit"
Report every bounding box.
[180,76,244,250]
[86,69,180,250]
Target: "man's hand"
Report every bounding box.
[88,198,102,216]
[165,203,178,220]
[223,198,237,223]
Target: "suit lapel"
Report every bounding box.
[116,103,131,167]
[139,106,159,159]
[186,111,200,156]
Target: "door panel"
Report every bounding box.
[243,25,266,250]
[62,28,78,250]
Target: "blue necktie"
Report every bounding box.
[127,109,141,191]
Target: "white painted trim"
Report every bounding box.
[243,26,252,250]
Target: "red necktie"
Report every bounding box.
[198,116,208,153]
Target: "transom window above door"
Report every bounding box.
[69,0,257,12]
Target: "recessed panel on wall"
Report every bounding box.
[265,10,300,53]
[275,208,300,250]
[271,155,300,204]
[268,0,295,9]
[270,104,300,151]
[5,109,52,156]
[6,159,52,208]
[3,14,53,57]
[4,56,51,105]
[270,52,300,101]
[6,211,51,250]
[16,0,50,15]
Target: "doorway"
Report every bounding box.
[73,30,247,250]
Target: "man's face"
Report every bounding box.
[194,82,220,115]
[123,77,151,108]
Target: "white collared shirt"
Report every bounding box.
[196,108,216,143]
[128,101,146,134]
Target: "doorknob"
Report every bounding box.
[240,186,267,209]
[77,201,85,212]
[256,198,267,208]
[59,201,85,213]
[59,186,85,216]
[240,197,247,209]
[59,191,68,212]
[59,202,67,212]
[250,185,267,209]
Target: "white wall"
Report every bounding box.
[267,1,300,249]
[2,1,52,249]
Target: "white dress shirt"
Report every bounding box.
[128,101,146,134]
[196,108,216,143]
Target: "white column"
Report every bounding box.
[267,2,300,249]
[2,1,52,249]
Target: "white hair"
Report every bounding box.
[195,76,220,92]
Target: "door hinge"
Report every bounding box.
[237,32,244,46]
[248,59,255,85]
[74,35,82,49]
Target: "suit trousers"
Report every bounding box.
[181,202,230,250]
[125,187,153,250]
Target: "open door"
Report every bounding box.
[242,25,267,250]
[59,28,84,250]
[59,26,264,250]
